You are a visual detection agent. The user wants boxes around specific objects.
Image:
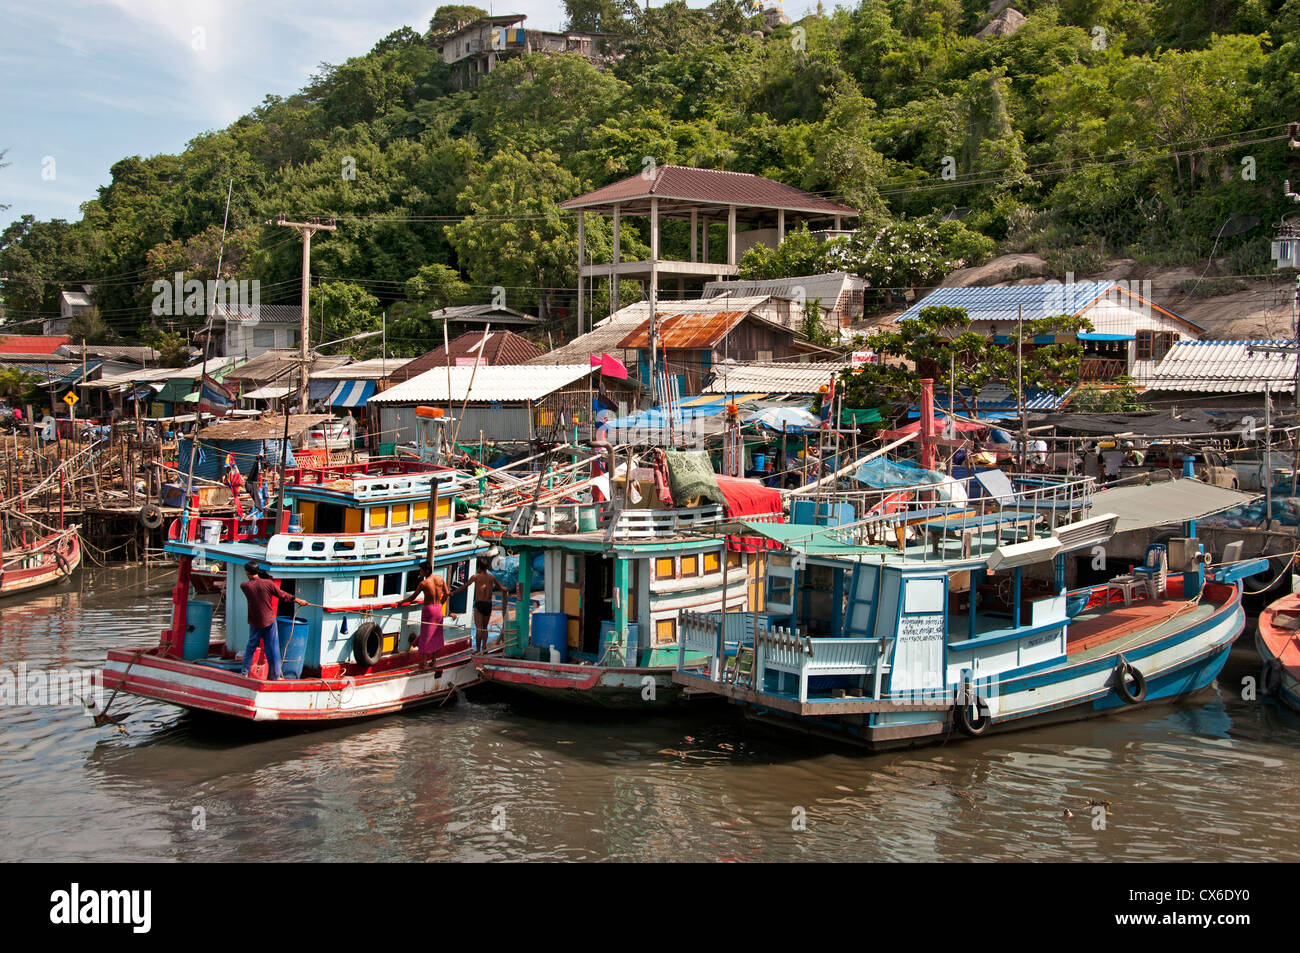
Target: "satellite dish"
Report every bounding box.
[1218,215,1260,239]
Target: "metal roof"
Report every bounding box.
[560,165,858,217]
[894,282,1201,331]
[702,272,869,301]
[426,304,539,326]
[394,330,542,382]
[60,291,93,307]
[311,358,413,380]
[368,363,595,404]
[1088,479,1261,534]
[618,310,754,349]
[0,335,70,354]
[1145,339,1297,394]
[211,304,303,325]
[704,360,849,395]
[86,355,241,389]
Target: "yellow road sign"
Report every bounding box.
[62,391,78,407]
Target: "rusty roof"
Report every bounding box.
[197,413,335,441]
[392,330,543,382]
[560,165,858,217]
[618,310,775,349]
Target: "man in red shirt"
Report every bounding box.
[240,561,306,680]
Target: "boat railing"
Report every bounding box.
[514,501,728,539]
[265,518,482,563]
[754,629,891,704]
[790,472,1096,562]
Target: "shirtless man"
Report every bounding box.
[403,561,451,666]
[457,561,507,652]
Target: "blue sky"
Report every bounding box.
[3,0,754,232]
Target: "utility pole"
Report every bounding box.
[271,214,336,412]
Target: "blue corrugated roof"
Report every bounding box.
[894,282,1200,331]
[908,385,1069,416]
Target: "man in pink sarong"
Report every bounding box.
[403,561,449,667]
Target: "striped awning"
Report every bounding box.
[329,380,376,407]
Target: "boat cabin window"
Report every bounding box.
[382,573,403,596]
[682,555,699,576]
[656,618,676,646]
[392,504,409,526]
[360,575,378,598]
[654,557,675,579]
[704,552,720,573]
[370,507,388,529]
[313,502,348,534]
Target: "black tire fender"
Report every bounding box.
[1115,660,1147,703]
[352,622,384,667]
[954,685,991,737]
[55,553,71,577]
[138,504,164,529]
[1262,658,1284,697]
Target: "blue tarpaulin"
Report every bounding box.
[853,458,946,488]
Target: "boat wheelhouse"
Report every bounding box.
[103,468,497,722]
[475,474,782,706]
[673,471,1267,749]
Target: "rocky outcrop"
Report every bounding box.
[976,7,1026,39]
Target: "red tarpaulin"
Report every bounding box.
[715,475,784,553]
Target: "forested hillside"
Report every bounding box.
[2,0,1297,357]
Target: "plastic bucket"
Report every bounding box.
[183,600,216,661]
[277,616,310,679]
[578,506,598,532]
[531,612,568,664]
[200,519,223,545]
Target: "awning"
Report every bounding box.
[735,520,878,557]
[1088,479,1261,534]
[309,379,337,401]
[1079,332,1136,342]
[329,380,376,407]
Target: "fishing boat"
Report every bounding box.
[102,469,495,723]
[474,448,782,707]
[673,469,1267,749]
[1256,587,1300,711]
[0,528,80,598]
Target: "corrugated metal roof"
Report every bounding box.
[0,335,71,354]
[86,355,241,389]
[394,330,542,382]
[618,310,752,349]
[702,272,868,301]
[1145,339,1297,394]
[60,291,92,307]
[211,304,303,325]
[426,304,539,325]
[894,282,1201,331]
[368,363,594,404]
[560,165,858,216]
[312,358,413,380]
[1089,479,1260,534]
[704,360,849,394]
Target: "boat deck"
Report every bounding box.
[1067,599,1216,660]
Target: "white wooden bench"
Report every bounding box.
[756,629,889,703]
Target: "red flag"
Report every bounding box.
[599,353,629,380]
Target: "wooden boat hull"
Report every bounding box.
[102,642,482,723]
[474,655,707,708]
[0,532,80,598]
[731,583,1245,751]
[1256,592,1300,712]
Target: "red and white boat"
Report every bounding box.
[1257,589,1300,712]
[102,468,495,723]
[0,528,80,598]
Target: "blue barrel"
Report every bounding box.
[753,453,768,471]
[277,616,310,679]
[183,600,215,661]
[531,612,568,663]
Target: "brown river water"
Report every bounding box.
[2,565,1299,863]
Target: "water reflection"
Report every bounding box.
[1,568,1300,860]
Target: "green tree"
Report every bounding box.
[445,148,582,325]
[316,281,382,357]
[66,306,112,344]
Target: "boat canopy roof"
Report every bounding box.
[1087,479,1261,533]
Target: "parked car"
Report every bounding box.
[304,416,355,449]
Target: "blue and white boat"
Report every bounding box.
[674,470,1266,749]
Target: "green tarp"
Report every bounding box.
[665,450,726,507]
[841,408,883,425]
